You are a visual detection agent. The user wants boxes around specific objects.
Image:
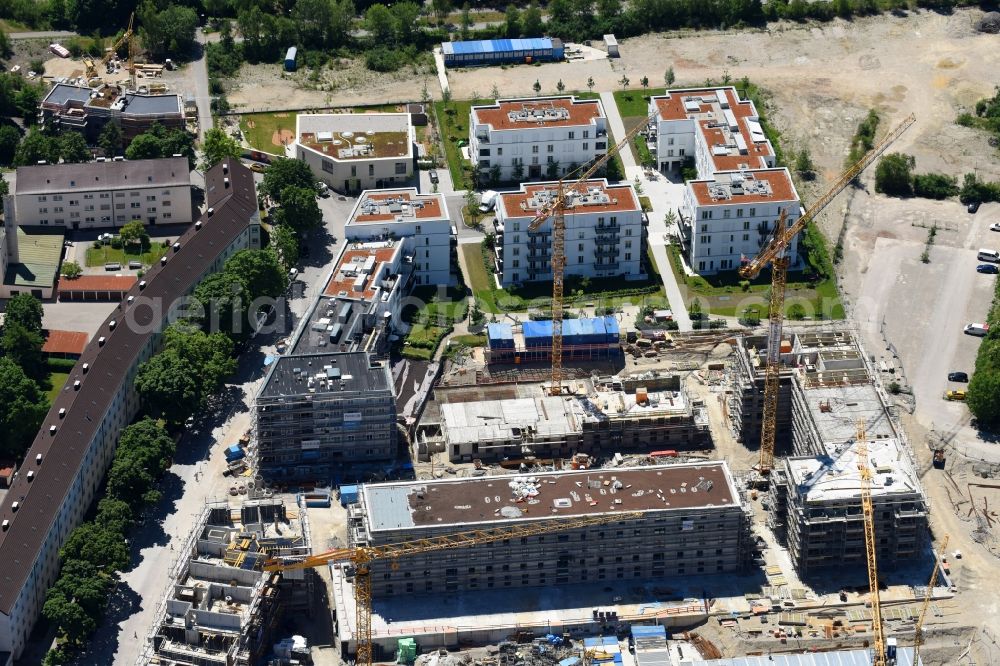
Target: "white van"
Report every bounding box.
[978,249,1000,262]
[965,323,990,337]
[479,190,499,213]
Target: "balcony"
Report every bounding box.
[594,247,618,258]
[595,262,620,271]
[476,133,490,144]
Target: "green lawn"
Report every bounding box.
[433,98,492,189]
[614,88,666,118]
[85,243,169,268]
[46,372,70,402]
[666,244,845,319]
[239,112,297,154]
[400,286,469,359]
[462,241,664,315]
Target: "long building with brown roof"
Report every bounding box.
[0,159,261,660]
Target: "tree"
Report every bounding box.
[556,79,565,93]
[138,1,199,58]
[0,124,20,166]
[913,173,959,200]
[522,2,544,35]
[119,221,150,251]
[96,497,134,534]
[533,79,542,94]
[664,66,675,87]
[504,4,521,37]
[274,185,323,233]
[50,559,114,618]
[689,297,704,320]
[270,223,300,270]
[135,350,203,424]
[98,122,123,157]
[261,158,315,203]
[432,0,452,25]
[15,128,57,166]
[969,370,1000,429]
[125,124,196,167]
[60,521,130,572]
[0,173,7,197]
[619,74,630,90]
[5,292,44,334]
[640,75,649,91]
[201,128,242,170]
[61,261,83,279]
[795,148,815,180]
[874,152,915,196]
[15,84,41,125]
[392,1,421,43]
[0,28,9,58]
[364,3,396,42]
[489,164,502,185]
[512,160,525,181]
[192,271,250,340]
[546,160,560,178]
[293,0,334,48]
[42,592,99,644]
[464,189,480,227]
[603,155,623,181]
[2,321,45,380]
[59,132,90,163]
[224,249,288,300]
[460,3,473,38]
[587,76,595,93]
[597,0,622,30]
[0,358,47,459]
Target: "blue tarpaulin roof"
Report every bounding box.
[631,625,667,639]
[487,322,513,340]
[522,316,619,339]
[443,38,554,56]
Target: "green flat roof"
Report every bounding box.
[5,226,64,288]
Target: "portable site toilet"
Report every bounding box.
[284,46,297,72]
[604,34,619,57]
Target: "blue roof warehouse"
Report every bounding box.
[441,37,564,67]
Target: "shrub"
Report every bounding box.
[365,46,405,72]
[913,173,959,200]
[874,153,915,196]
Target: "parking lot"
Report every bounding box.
[844,193,1000,461]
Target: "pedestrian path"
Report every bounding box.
[600,91,638,170]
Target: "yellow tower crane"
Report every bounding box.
[856,419,887,666]
[528,112,657,396]
[83,13,134,84]
[264,511,644,666]
[738,114,915,476]
[913,534,949,666]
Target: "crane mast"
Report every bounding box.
[739,114,915,476]
[913,534,949,666]
[529,112,657,396]
[265,511,643,666]
[856,420,887,666]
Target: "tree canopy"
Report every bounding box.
[874,153,915,197]
[2,320,46,380]
[274,185,323,233]
[261,158,315,203]
[0,357,47,459]
[5,292,44,333]
[138,1,199,58]
[201,128,242,170]
[125,123,196,167]
[119,221,150,250]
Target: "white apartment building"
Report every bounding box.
[681,168,802,274]
[11,157,193,230]
[344,188,452,287]
[0,160,259,661]
[469,97,608,182]
[287,113,414,194]
[494,179,642,287]
[648,87,800,275]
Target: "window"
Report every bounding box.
[130,202,140,209]
[701,223,709,231]
[625,228,632,236]
[700,235,710,244]
[163,201,171,207]
[737,208,744,217]
[625,252,631,260]
[723,209,730,218]
[701,212,710,221]
[68,200,78,206]
[37,196,47,202]
[54,206,63,212]
[679,148,686,156]
[531,156,539,165]
[743,233,749,241]
[668,137,675,146]
[53,195,63,201]
[146,195,156,201]
[39,207,48,213]
[532,145,539,154]
[596,142,606,150]
[101,204,110,211]
[130,191,139,197]
[568,131,575,139]
[577,255,583,263]
[699,261,706,271]
[100,193,109,199]
[583,143,589,150]
[497,147,503,155]
[749,207,756,216]
[350,165,357,177]
[578,243,584,251]
[368,164,375,176]
[547,156,554,164]
[667,150,674,157]
[625,240,632,248]
[547,144,554,153]
[512,260,519,268]
[479,148,490,156]
[744,221,751,230]
[322,159,334,173]
[84,194,94,200]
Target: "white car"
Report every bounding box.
[990,223,1000,232]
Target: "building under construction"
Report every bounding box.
[727,333,795,451]
[140,496,312,666]
[417,375,709,462]
[39,83,185,144]
[347,462,751,598]
[730,328,928,577]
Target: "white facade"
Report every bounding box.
[11,157,193,229]
[469,97,608,182]
[681,169,802,274]
[344,189,452,287]
[494,179,642,288]
[288,113,415,194]
[648,87,798,275]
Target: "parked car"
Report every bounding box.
[248,162,266,173]
[315,181,330,197]
[990,223,1000,232]
[968,201,982,214]
[965,322,990,336]
[429,169,440,185]
[948,372,969,382]
[945,390,967,401]
[977,264,999,274]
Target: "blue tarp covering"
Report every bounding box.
[487,322,514,349]
[560,659,581,666]
[602,637,618,646]
[443,38,554,56]
[340,484,359,505]
[631,625,667,639]
[583,638,603,648]
[225,444,245,461]
[522,316,620,346]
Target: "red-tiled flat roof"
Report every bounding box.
[690,169,798,206]
[324,244,401,301]
[473,97,604,131]
[351,190,446,224]
[500,180,640,218]
[41,330,88,355]
[57,274,137,293]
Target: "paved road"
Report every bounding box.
[192,29,215,141]
[599,90,692,331]
[8,29,76,40]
